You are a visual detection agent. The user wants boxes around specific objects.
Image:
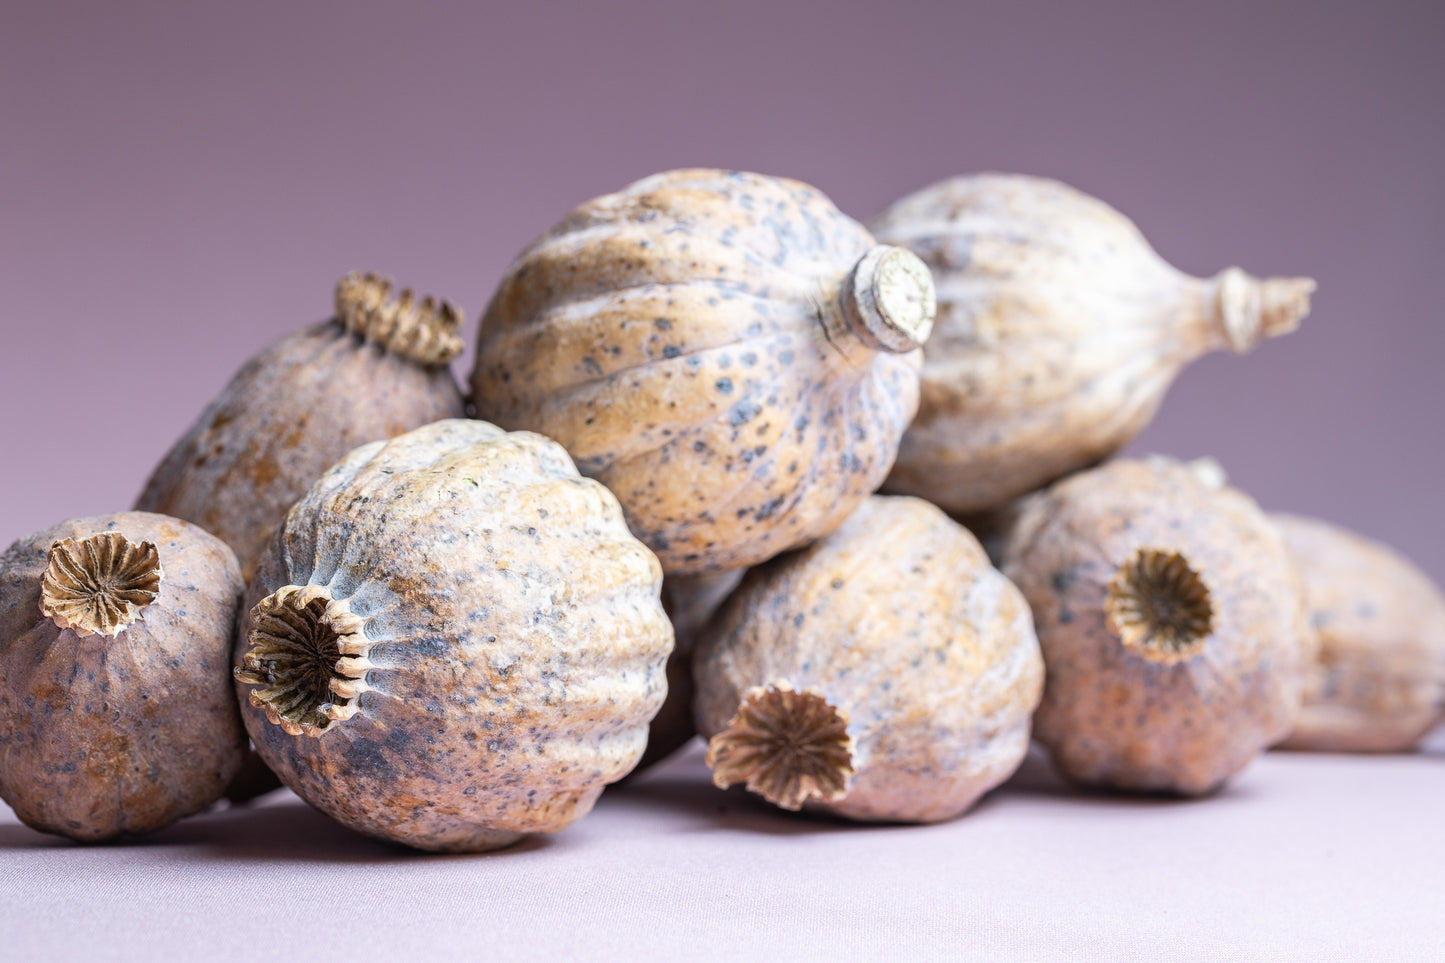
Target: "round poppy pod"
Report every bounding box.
[137,272,467,584]
[232,419,673,853]
[693,496,1043,822]
[1272,513,1445,752]
[472,168,935,575]
[0,512,244,840]
[999,458,1311,795]
[872,173,1314,515]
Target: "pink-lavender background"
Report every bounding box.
[1,0,1441,582]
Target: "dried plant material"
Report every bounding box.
[472,169,934,576]
[136,271,465,584]
[1106,548,1214,663]
[695,496,1043,822]
[843,245,937,352]
[0,512,245,841]
[233,419,672,853]
[1272,514,1445,753]
[999,458,1310,796]
[40,532,163,638]
[707,683,854,810]
[234,585,371,737]
[335,270,464,366]
[872,173,1315,515]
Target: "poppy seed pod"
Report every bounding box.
[872,173,1314,515]
[472,169,934,575]
[999,458,1311,795]
[1272,514,1445,753]
[694,496,1043,821]
[0,512,244,840]
[137,272,467,583]
[232,419,673,853]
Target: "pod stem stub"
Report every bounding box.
[840,245,937,354]
[1211,267,1316,353]
[705,680,855,811]
[234,584,374,738]
[40,532,163,638]
[335,271,465,366]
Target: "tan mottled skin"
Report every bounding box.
[137,319,465,584]
[235,420,673,853]
[1272,514,1445,752]
[0,512,244,840]
[1001,459,1310,795]
[472,169,922,576]
[872,174,1309,515]
[694,496,1043,822]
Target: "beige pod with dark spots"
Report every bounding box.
[137,272,467,584]
[472,169,935,576]
[871,173,1315,516]
[0,512,245,840]
[692,496,1043,821]
[232,419,673,853]
[1271,514,1445,752]
[999,458,1311,795]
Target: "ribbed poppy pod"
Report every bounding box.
[1272,514,1445,752]
[232,419,672,852]
[871,173,1315,515]
[0,512,244,840]
[472,168,935,575]
[137,272,467,583]
[999,458,1311,794]
[693,496,1043,821]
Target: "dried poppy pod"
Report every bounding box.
[871,173,1315,515]
[137,271,467,583]
[0,512,244,840]
[999,458,1310,795]
[1271,514,1445,752]
[232,419,672,853]
[693,496,1043,821]
[472,168,935,575]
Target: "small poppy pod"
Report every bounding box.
[872,173,1315,516]
[137,272,467,584]
[1271,514,1445,753]
[999,458,1311,795]
[0,512,244,840]
[693,496,1043,822]
[472,168,936,576]
[232,419,673,853]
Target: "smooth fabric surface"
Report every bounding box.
[3,736,1442,962]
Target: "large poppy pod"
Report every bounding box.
[472,169,935,575]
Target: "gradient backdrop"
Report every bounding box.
[2,0,1442,583]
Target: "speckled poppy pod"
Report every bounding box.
[999,458,1311,795]
[693,496,1043,821]
[0,512,244,841]
[1271,514,1445,753]
[136,271,467,584]
[471,168,936,576]
[871,173,1315,516]
[231,419,673,853]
